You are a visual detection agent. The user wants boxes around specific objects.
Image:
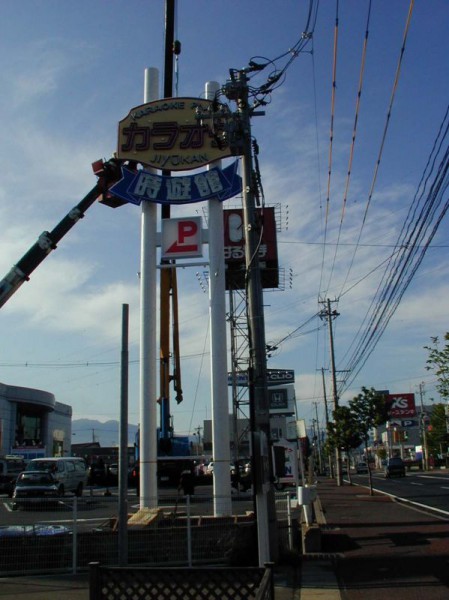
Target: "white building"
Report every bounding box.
[0,381,72,460]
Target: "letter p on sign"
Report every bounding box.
[161,216,203,259]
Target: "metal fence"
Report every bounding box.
[0,490,301,577]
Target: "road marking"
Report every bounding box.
[347,480,449,519]
[440,486,449,490]
[410,482,423,486]
[417,475,449,480]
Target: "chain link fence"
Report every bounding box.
[0,490,301,577]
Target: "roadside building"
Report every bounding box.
[0,381,71,460]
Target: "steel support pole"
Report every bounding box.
[206,81,232,515]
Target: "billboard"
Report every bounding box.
[223,207,279,290]
[387,393,416,418]
[117,98,234,170]
[227,368,294,387]
[269,388,289,411]
[268,384,296,415]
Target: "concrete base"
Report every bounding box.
[301,523,322,553]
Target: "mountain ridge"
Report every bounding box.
[72,418,138,447]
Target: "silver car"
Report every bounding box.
[12,471,61,510]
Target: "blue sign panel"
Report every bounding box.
[110,160,242,206]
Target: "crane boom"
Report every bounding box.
[0,158,122,309]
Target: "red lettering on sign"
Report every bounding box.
[178,220,197,244]
[166,220,199,254]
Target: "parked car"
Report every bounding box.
[108,463,119,477]
[26,457,88,496]
[0,524,71,537]
[356,461,369,474]
[12,471,61,509]
[0,455,27,496]
[384,457,406,478]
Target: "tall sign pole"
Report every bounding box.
[139,68,159,508]
[205,81,232,515]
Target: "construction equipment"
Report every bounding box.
[0,158,122,309]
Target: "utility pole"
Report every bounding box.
[419,382,429,470]
[313,402,323,474]
[320,299,342,486]
[221,67,276,565]
[194,426,202,454]
[320,367,334,478]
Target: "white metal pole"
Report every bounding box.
[206,81,232,516]
[139,67,159,509]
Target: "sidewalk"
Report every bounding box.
[308,475,449,599]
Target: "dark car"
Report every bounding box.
[88,461,106,485]
[356,461,369,474]
[0,456,27,497]
[12,470,61,509]
[384,457,406,478]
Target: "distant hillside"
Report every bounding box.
[72,419,138,447]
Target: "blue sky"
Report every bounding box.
[0,1,448,444]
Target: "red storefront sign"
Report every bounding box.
[387,393,416,418]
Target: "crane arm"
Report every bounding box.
[0,158,122,309]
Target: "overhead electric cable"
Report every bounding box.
[339,0,415,296]
[342,112,449,381]
[317,0,340,301]
[339,104,449,393]
[325,0,372,295]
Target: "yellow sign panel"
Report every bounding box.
[117,97,233,171]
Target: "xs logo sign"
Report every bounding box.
[388,393,416,417]
[391,396,409,409]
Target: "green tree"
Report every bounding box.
[328,406,363,485]
[349,387,389,495]
[424,334,449,400]
[426,403,449,460]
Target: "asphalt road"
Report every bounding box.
[352,470,449,516]
[0,483,255,531]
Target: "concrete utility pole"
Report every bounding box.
[320,299,342,486]
[419,382,429,471]
[313,402,323,474]
[321,367,334,478]
[223,68,276,565]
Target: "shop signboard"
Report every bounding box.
[117,98,233,170]
[387,393,416,418]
